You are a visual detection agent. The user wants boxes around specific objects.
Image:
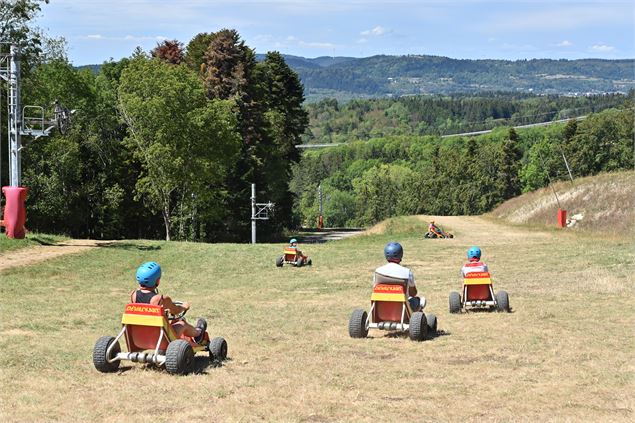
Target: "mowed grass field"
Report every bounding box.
[0,216,633,422]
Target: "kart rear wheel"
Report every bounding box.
[424,232,430,239]
[426,313,438,335]
[348,309,368,338]
[449,291,461,313]
[166,340,194,375]
[409,312,428,341]
[209,337,228,361]
[276,256,284,267]
[295,258,303,267]
[93,336,121,373]
[496,290,510,312]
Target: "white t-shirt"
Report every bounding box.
[373,262,416,288]
[461,261,489,277]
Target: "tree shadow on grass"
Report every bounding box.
[99,242,162,251]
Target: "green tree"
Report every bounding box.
[118,57,240,240]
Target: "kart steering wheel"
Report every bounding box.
[167,300,188,321]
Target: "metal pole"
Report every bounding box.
[561,152,574,182]
[251,183,256,244]
[8,44,21,187]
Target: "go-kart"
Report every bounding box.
[349,272,438,341]
[424,225,454,239]
[93,301,227,375]
[276,247,312,267]
[449,271,510,313]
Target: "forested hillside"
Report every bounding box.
[304,92,632,143]
[285,55,635,101]
[292,106,634,227]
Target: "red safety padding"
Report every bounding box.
[374,301,404,322]
[2,186,28,239]
[465,285,492,301]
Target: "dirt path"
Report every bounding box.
[0,239,113,272]
[298,228,364,243]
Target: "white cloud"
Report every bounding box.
[78,34,168,42]
[557,40,573,47]
[590,43,615,53]
[357,37,368,44]
[361,26,388,37]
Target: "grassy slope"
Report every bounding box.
[491,170,635,236]
[0,233,68,253]
[0,217,633,422]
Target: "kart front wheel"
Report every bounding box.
[449,291,461,313]
[93,336,121,373]
[409,312,428,341]
[426,313,438,336]
[348,309,368,338]
[276,256,284,267]
[209,337,228,361]
[166,340,194,375]
[496,290,510,312]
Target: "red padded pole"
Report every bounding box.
[2,186,28,239]
[557,209,567,228]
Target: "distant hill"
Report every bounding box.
[490,171,635,235]
[80,54,635,102]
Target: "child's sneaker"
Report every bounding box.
[194,318,207,344]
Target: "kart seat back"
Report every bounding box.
[371,277,410,323]
[463,272,494,301]
[121,303,174,352]
[284,248,298,261]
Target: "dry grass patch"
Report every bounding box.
[0,218,633,422]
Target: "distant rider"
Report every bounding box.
[461,246,489,277]
[374,242,426,311]
[131,261,207,344]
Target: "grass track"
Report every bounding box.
[0,216,633,422]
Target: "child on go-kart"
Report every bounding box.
[288,238,309,261]
[461,246,489,277]
[131,261,207,344]
[374,242,426,311]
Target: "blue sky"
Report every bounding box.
[37,0,634,65]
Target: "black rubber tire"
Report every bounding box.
[307,258,312,266]
[426,313,438,335]
[295,258,303,267]
[93,336,121,373]
[348,309,368,338]
[208,337,228,361]
[449,234,454,239]
[424,232,430,239]
[449,291,461,313]
[276,256,283,267]
[409,311,428,341]
[496,290,510,312]
[165,340,194,375]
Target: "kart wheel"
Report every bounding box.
[449,291,461,313]
[307,258,312,266]
[496,290,510,312]
[449,234,454,239]
[295,258,303,267]
[276,256,284,267]
[348,309,368,338]
[166,340,194,375]
[93,336,121,373]
[208,337,228,361]
[424,232,430,239]
[409,312,428,342]
[426,313,438,335]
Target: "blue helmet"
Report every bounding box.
[467,246,481,261]
[136,261,161,288]
[290,238,298,244]
[384,242,403,262]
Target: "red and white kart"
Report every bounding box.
[349,273,438,341]
[449,271,510,313]
[93,301,227,375]
[276,247,312,267]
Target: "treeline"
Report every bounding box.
[304,92,632,144]
[293,55,635,100]
[292,106,634,227]
[2,6,307,241]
